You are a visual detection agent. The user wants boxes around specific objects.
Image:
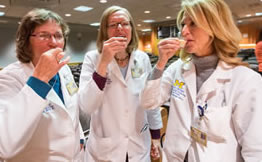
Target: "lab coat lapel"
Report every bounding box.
[182,61,197,103]
[197,61,232,100]
[108,57,127,86]
[46,88,65,109]
[59,70,76,121]
[59,70,71,108]
[125,51,135,81]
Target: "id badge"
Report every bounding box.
[190,126,207,147]
[66,81,78,96]
[131,67,143,78]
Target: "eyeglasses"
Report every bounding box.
[31,32,64,42]
[107,21,131,29]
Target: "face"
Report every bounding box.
[29,20,64,65]
[181,16,213,57]
[107,11,132,45]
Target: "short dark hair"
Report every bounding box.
[16,8,70,63]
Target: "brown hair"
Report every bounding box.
[177,0,248,66]
[16,8,69,63]
[96,6,139,54]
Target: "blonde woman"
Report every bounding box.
[141,0,262,161]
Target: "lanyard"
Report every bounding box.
[197,102,207,117]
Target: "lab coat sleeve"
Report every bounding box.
[140,64,174,110]
[0,73,48,159]
[78,51,104,115]
[232,72,262,161]
[147,108,163,130]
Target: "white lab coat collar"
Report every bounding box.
[107,51,136,86]
[25,62,69,111]
[181,60,232,102]
[46,88,65,109]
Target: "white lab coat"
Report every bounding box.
[78,50,163,162]
[141,59,262,162]
[0,61,84,162]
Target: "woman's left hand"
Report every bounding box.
[150,139,161,160]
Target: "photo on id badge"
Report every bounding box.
[131,59,143,78]
[64,74,78,95]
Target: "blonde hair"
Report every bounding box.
[177,0,248,66]
[96,6,139,54]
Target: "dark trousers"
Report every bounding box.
[126,153,128,162]
[184,151,188,162]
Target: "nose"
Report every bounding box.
[182,25,189,37]
[48,36,59,47]
[116,23,124,29]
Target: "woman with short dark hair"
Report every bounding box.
[0,8,84,161]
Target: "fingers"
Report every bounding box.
[151,144,161,160]
[58,56,70,69]
[158,38,180,50]
[104,37,127,51]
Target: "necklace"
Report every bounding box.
[115,54,129,62]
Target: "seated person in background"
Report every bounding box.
[78,5,162,162]
[140,0,262,161]
[0,8,84,161]
[255,30,262,75]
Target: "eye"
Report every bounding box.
[181,23,185,28]
[122,21,130,27]
[39,33,50,39]
[108,23,117,28]
[54,33,64,40]
[189,21,195,27]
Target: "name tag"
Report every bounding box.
[43,103,55,113]
[66,81,78,96]
[190,126,207,147]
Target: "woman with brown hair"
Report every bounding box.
[78,5,162,162]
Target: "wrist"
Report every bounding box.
[156,60,167,70]
[96,62,108,77]
[32,73,49,83]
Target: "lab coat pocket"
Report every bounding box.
[199,106,231,143]
[86,133,113,160]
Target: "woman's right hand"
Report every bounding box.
[97,37,127,77]
[33,48,69,83]
[156,38,180,70]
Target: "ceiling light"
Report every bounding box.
[100,0,107,3]
[166,16,171,19]
[0,5,6,8]
[237,20,243,23]
[144,11,150,14]
[142,29,151,32]
[245,14,252,17]
[74,6,93,12]
[65,14,71,17]
[0,12,5,16]
[137,24,141,27]
[90,22,100,26]
[255,13,262,16]
[143,20,155,23]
